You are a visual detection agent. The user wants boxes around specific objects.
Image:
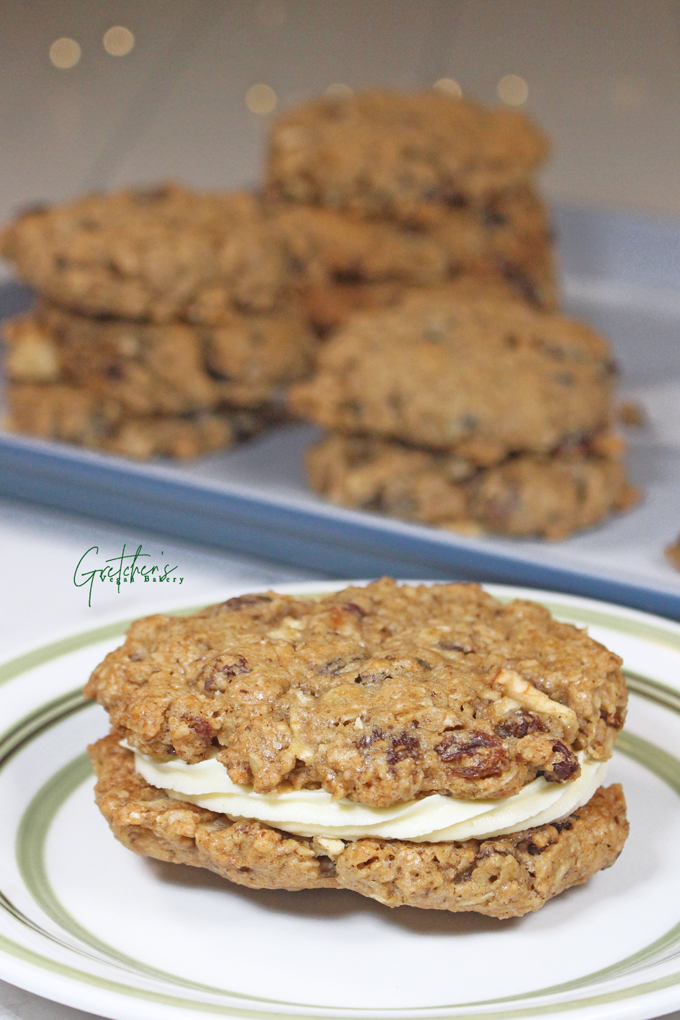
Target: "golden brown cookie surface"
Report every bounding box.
[267,90,549,218]
[289,292,617,460]
[274,183,554,298]
[84,579,627,805]
[3,299,315,413]
[0,184,286,322]
[4,382,271,459]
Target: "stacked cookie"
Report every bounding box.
[266,90,557,334]
[0,184,315,458]
[289,290,639,539]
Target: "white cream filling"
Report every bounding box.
[130,744,608,843]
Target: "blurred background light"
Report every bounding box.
[49,37,81,70]
[103,26,135,57]
[497,73,529,106]
[433,77,463,98]
[245,83,278,115]
[325,83,353,98]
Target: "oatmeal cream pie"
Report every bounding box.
[266,90,549,218]
[86,579,629,916]
[0,184,286,323]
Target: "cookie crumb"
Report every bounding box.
[666,538,680,572]
[619,400,646,428]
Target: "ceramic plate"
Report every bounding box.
[1,581,680,1020]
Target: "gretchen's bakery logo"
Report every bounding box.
[74,543,184,606]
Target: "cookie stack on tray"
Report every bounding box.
[0,184,315,458]
[267,88,638,538]
[289,289,639,539]
[266,89,558,335]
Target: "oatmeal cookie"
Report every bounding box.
[289,292,617,462]
[84,579,627,806]
[275,184,556,308]
[3,298,315,413]
[4,382,270,459]
[307,433,639,540]
[89,734,628,918]
[0,184,286,322]
[301,274,551,338]
[266,90,548,218]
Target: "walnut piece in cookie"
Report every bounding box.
[84,579,627,807]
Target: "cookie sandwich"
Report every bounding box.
[86,579,629,918]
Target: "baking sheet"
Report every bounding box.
[1,202,679,619]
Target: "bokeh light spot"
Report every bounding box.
[49,37,81,69]
[103,26,135,57]
[246,83,278,115]
[433,78,463,98]
[497,74,529,106]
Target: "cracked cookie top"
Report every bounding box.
[84,579,627,808]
